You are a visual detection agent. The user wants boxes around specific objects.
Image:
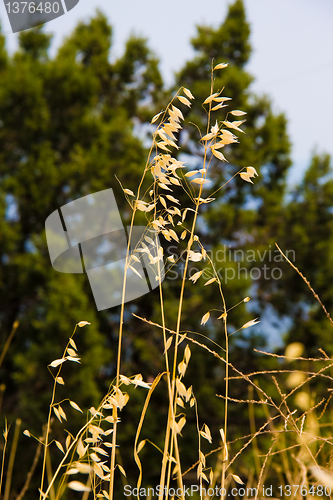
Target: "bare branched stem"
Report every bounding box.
[275,243,333,327]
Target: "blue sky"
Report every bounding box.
[1,0,332,184]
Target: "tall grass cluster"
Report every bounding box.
[1,65,333,500]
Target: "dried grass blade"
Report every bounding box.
[134,373,165,493]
